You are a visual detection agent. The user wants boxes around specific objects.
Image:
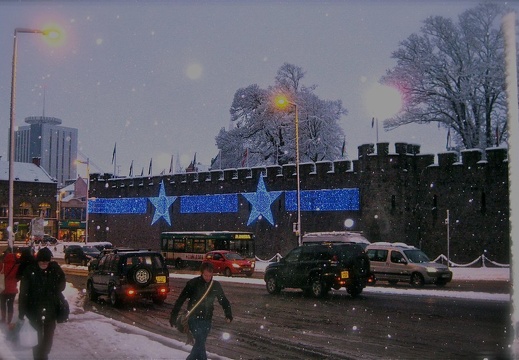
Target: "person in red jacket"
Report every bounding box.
[1,248,19,325]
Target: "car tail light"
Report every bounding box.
[126,288,136,296]
[158,286,169,294]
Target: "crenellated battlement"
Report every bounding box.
[89,142,509,263]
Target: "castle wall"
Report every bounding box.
[88,143,509,262]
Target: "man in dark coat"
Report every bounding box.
[18,247,66,360]
[170,262,232,360]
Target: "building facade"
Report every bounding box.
[86,142,509,264]
[14,116,78,187]
[0,159,58,242]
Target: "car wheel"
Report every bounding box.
[410,273,425,287]
[87,281,98,302]
[309,278,327,298]
[224,268,232,277]
[129,265,152,287]
[265,276,281,294]
[109,288,121,307]
[175,258,185,269]
[347,284,363,298]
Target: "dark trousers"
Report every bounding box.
[0,293,16,323]
[187,318,212,360]
[30,319,56,360]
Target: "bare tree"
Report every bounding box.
[215,64,347,168]
[381,3,510,150]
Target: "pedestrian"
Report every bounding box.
[169,262,233,360]
[18,247,66,360]
[1,248,19,325]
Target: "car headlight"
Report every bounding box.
[232,263,240,269]
[425,267,438,273]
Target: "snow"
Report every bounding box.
[0,248,510,359]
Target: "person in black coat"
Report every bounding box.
[170,262,232,360]
[18,247,66,360]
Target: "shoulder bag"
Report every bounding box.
[56,292,70,323]
[176,280,214,343]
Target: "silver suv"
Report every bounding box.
[366,242,452,287]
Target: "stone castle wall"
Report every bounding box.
[88,142,509,262]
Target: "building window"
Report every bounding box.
[18,202,33,216]
[39,202,52,218]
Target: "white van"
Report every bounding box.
[366,242,452,287]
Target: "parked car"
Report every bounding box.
[366,242,452,287]
[87,248,170,306]
[64,244,100,266]
[264,243,371,298]
[203,250,254,277]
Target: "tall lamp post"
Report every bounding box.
[275,95,302,246]
[76,159,90,243]
[8,27,59,249]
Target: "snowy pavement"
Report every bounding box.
[0,252,511,359]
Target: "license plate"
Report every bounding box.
[441,274,451,278]
[341,271,350,279]
[156,276,166,283]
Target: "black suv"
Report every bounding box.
[87,249,170,306]
[264,243,371,298]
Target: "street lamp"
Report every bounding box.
[8,27,60,250]
[76,159,90,243]
[274,95,302,246]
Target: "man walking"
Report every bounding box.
[170,262,232,360]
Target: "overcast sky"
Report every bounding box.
[0,0,515,177]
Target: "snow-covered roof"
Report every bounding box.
[0,160,56,183]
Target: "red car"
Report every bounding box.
[203,250,255,277]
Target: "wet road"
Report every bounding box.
[67,272,511,360]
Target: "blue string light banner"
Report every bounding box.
[89,175,359,227]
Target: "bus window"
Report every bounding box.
[173,239,185,251]
[193,239,205,253]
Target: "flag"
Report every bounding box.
[241,148,249,167]
[341,138,346,158]
[175,152,182,174]
[371,117,375,128]
[111,143,117,164]
[148,158,153,175]
[129,160,133,177]
[446,128,451,149]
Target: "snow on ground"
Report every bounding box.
[0,245,509,360]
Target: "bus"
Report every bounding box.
[160,231,256,269]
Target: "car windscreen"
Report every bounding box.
[403,249,430,263]
[125,254,165,268]
[82,246,101,255]
[225,253,244,260]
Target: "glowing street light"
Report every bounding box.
[274,94,302,246]
[75,159,90,243]
[8,27,61,250]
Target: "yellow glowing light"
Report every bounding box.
[274,94,290,109]
[41,22,66,47]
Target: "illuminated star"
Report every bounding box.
[148,180,177,225]
[242,177,282,226]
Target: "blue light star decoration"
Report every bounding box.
[148,180,177,226]
[242,177,282,226]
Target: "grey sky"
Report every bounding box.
[0,0,512,177]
